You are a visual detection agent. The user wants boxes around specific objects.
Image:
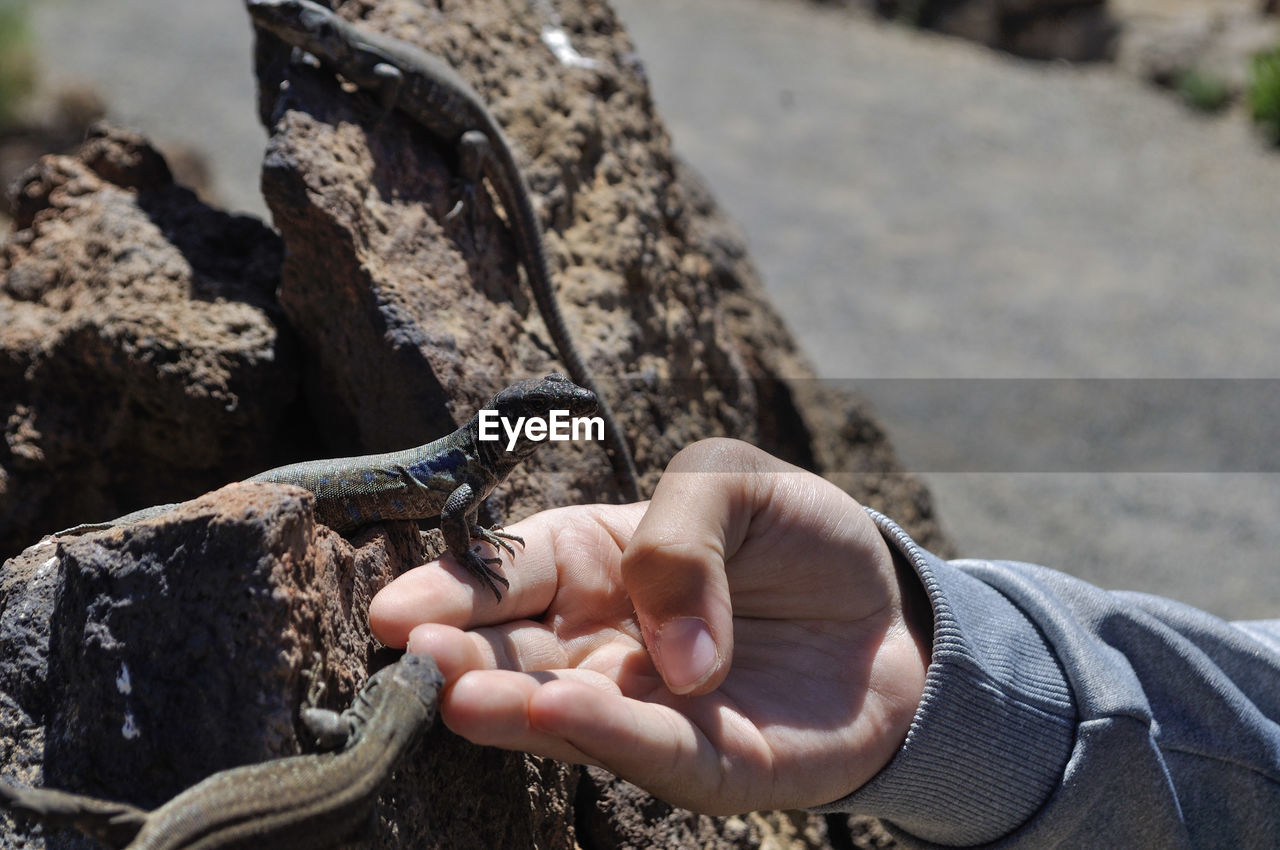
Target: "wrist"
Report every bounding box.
[877,541,933,756]
[893,543,934,666]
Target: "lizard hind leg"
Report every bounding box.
[463,524,521,600]
[300,706,355,752]
[441,486,511,601]
[444,129,494,225]
[368,61,405,127]
[455,130,494,181]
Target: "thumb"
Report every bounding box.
[621,439,758,696]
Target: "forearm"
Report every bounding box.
[819,510,1280,847]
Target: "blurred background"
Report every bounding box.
[4,0,1278,618]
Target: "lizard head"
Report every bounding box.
[339,652,444,741]
[246,0,362,67]
[387,652,445,717]
[478,374,600,461]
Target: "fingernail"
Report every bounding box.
[656,617,719,695]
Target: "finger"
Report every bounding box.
[440,669,620,766]
[528,678,754,813]
[404,623,495,682]
[621,439,778,695]
[369,512,565,646]
[443,670,729,811]
[407,611,650,687]
[372,503,645,647]
[406,619,570,675]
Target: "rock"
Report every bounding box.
[0,482,440,845]
[1000,6,1119,61]
[0,85,107,230]
[578,766,836,849]
[0,123,302,560]
[874,0,1118,61]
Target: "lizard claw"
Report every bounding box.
[444,176,482,229]
[473,525,524,557]
[459,549,510,602]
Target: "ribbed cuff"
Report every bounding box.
[812,510,1076,846]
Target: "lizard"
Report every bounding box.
[53,374,597,600]
[245,0,642,503]
[0,652,444,850]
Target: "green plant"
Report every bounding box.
[1174,68,1231,114]
[0,1,35,132]
[1248,45,1280,146]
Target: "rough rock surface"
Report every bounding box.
[0,87,107,231]
[579,765,844,849]
[1,1,950,847]
[929,0,1116,60]
[0,482,481,848]
[0,124,301,560]
[846,0,1118,60]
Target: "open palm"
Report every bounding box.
[370,440,930,814]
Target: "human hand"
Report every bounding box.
[369,438,932,814]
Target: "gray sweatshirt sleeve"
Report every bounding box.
[812,509,1280,847]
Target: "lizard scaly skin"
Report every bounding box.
[246,0,641,501]
[54,375,597,600]
[0,653,444,850]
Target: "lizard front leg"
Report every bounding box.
[296,652,354,752]
[440,483,511,601]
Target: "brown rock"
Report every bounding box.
[0,123,301,559]
[0,85,108,230]
[0,482,441,844]
[878,0,1118,60]
[579,766,839,849]
[1001,6,1119,61]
